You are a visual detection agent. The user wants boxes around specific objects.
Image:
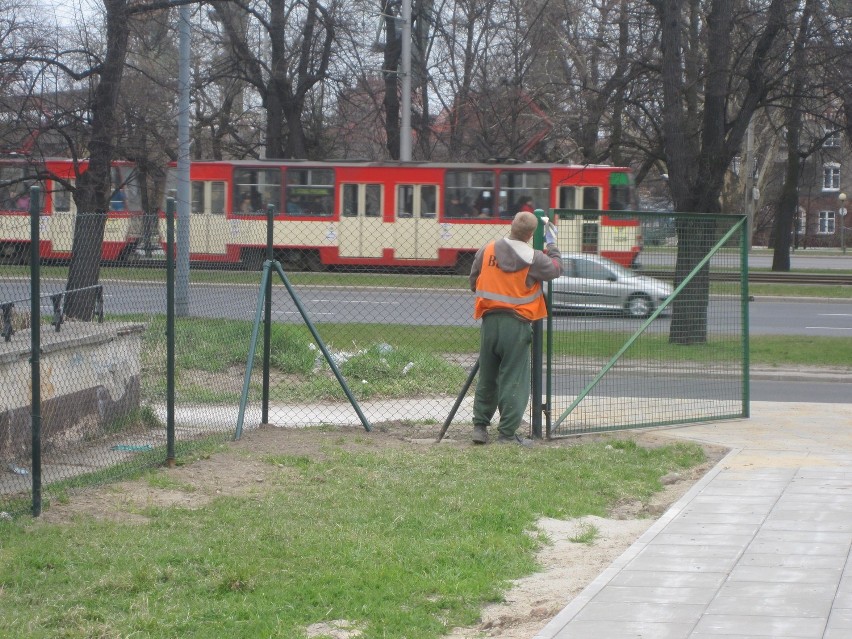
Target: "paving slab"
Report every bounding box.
[534,401,852,639]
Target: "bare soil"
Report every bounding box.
[36,423,726,639]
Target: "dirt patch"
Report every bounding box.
[35,423,726,638]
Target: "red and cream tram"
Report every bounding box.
[162,160,642,272]
[0,157,143,263]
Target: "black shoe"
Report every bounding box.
[472,425,488,444]
[497,433,533,447]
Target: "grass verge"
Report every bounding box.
[133,317,852,404]
[0,435,705,639]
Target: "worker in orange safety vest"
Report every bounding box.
[468,211,562,446]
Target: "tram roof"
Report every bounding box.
[179,159,632,171]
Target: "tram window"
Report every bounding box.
[189,181,226,214]
[342,184,358,217]
[110,166,141,211]
[421,185,436,218]
[191,182,204,213]
[211,181,225,214]
[234,168,281,215]
[285,168,334,216]
[342,183,381,217]
[559,186,576,209]
[582,222,599,247]
[445,170,495,218]
[0,167,22,209]
[1,166,41,211]
[365,184,381,217]
[609,184,634,211]
[499,171,550,217]
[582,187,600,210]
[53,186,73,213]
[397,185,414,218]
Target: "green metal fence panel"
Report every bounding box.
[546,211,748,437]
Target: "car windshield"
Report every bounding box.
[596,258,632,278]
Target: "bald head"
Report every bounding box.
[510,211,538,242]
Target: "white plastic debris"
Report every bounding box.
[402,362,415,375]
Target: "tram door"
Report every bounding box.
[557,185,601,254]
[339,183,384,258]
[51,180,76,253]
[190,180,228,255]
[393,184,439,260]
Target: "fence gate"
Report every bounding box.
[544,211,749,437]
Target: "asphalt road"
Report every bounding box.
[3,279,851,336]
[550,372,852,404]
[3,278,849,403]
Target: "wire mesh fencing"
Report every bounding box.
[1,206,748,516]
[547,211,748,436]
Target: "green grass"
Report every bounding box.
[132,315,851,405]
[741,283,850,299]
[13,263,850,297]
[0,437,705,639]
[9,265,471,289]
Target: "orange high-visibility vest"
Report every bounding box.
[474,242,547,321]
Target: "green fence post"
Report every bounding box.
[166,198,176,466]
[531,209,546,439]
[263,204,274,425]
[741,216,750,417]
[29,185,42,517]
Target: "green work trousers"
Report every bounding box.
[472,312,532,437]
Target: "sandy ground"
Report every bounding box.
[35,423,726,639]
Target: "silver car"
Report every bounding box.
[550,253,673,318]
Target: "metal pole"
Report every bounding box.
[740,215,750,418]
[166,198,176,465]
[743,118,754,251]
[262,205,274,424]
[530,209,546,439]
[436,360,479,443]
[400,0,412,161]
[29,185,42,517]
[176,6,191,316]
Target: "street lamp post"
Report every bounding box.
[839,192,847,254]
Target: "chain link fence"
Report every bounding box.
[1,207,747,516]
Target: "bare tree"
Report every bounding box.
[212,0,335,159]
[649,0,791,344]
[62,0,133,319]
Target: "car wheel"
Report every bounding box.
[626,294,652,318]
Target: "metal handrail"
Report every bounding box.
[1,284,103,341]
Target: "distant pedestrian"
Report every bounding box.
[15,192,30,211]
[468,211,561,446]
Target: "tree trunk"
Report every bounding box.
[669,218,715,344]
[771,0,814,271]
[65,0,131,320]
[382,0,401,160]
[771,122,801,271]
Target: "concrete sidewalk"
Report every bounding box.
[535,401,852,639]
